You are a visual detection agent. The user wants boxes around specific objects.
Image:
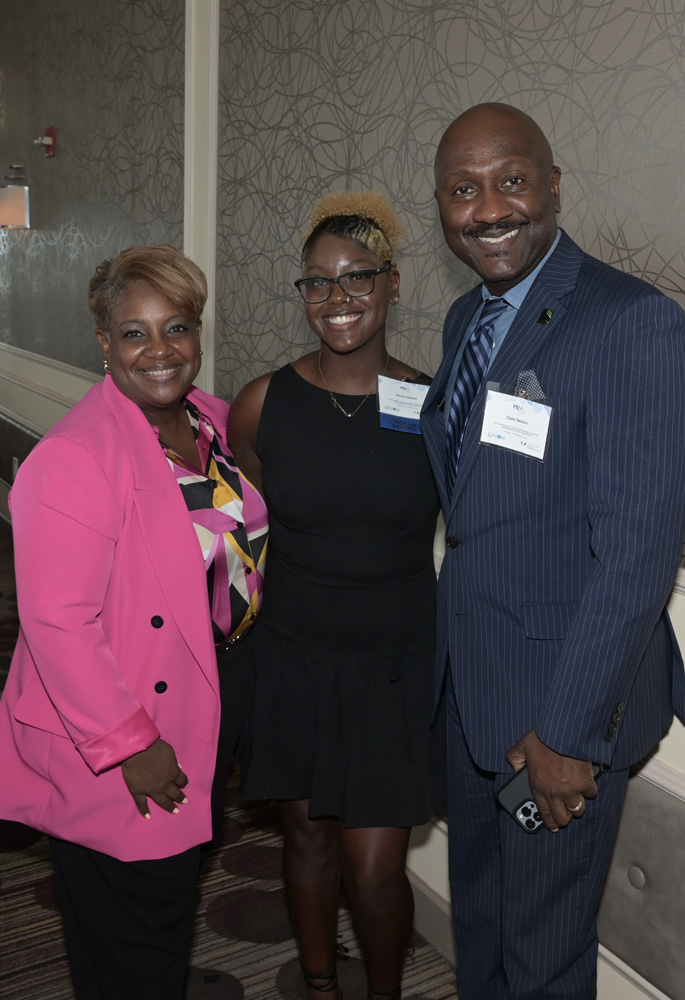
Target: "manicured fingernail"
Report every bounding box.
[180,796,188,805]
[144,812,151,820]
[172,806,179,814]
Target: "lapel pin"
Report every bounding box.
[537,308,554,324]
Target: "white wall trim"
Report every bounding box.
[599,945,670,1000]
[407,868,456,966]
[404,876,670,999]
[0,342,99,434]
[184,0,219,395]
[636,755,685,802]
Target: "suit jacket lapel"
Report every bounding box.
[101,378,218,685]
[422,287,482,511]
[446,232,585,513]
[131,487,217,684]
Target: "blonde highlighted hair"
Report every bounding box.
[302,191,405,265]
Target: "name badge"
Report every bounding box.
[480,384,552,461]
[378,375,430,434]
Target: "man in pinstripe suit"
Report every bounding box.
[420,103,685,999]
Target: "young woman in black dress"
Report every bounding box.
[228,192,441,1000]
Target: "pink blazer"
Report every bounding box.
[0,377,242,861]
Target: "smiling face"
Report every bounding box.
[301,232,399,356]
[97,280,202,422]
[434,104,561,295]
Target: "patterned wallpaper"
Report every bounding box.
[1,1,683,391]
[215,0,685,401]
[0,0,184,373]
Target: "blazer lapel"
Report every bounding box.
[131,486,217,684]
[422,288,482,511]
[447,232,585,512]
[101,378,218,685]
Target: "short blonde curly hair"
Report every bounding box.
[302,190,405,265]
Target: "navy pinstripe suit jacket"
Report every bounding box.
[421,230,685,773]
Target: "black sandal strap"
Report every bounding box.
[302,961,338,994]
[368,984,401,1000]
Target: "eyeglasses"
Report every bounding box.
[294,265,392,304]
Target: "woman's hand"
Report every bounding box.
[121,738,189,819]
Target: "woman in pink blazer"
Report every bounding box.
[0,244,268,1000]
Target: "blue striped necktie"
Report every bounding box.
[445,295,509,492]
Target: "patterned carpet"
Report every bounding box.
[0,517,458,999]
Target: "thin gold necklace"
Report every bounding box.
[317,351,390,418]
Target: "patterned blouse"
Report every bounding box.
[161,398,268,644]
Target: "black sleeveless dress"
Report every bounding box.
[240,364,443,826]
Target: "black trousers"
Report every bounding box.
[50,634,254,1000]
[50,838,201,1000]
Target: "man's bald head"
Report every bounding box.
[433,103,561,294]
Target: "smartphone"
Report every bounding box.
[497,763,602,834]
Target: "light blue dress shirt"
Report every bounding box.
[443,229,562,427]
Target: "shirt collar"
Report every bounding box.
[480,228,561,310]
